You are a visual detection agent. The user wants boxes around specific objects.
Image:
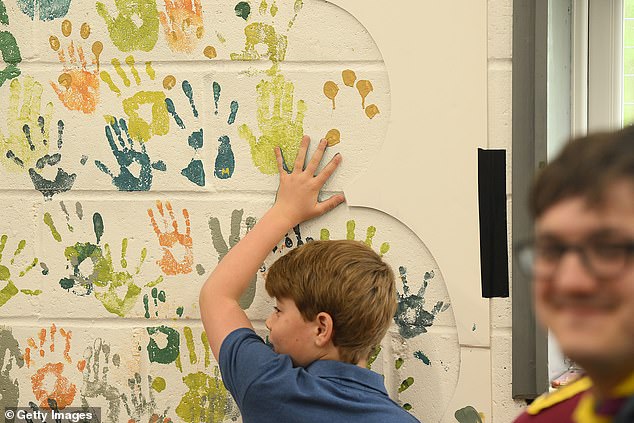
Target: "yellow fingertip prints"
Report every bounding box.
[92,41,103,58]
[325,129,341,146]
[342,69,356,87]
[323,81,339,109]
[163,75,177,90]
[58,73,72,89]
[365,104,380,119]
[80,23,91,39]
[151,376,166,393]
[49,36,61,51]
[204,45,217,59]
[196,26,205,39]
[61,19,72,37]
[356,80,373,109]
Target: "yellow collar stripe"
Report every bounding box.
[527,377,592,415]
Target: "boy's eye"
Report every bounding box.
[273,306,281,313]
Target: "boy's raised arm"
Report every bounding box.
[199,135,344,360]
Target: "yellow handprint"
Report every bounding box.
[238,70,306,174]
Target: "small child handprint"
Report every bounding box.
[160,0,204,53]
[393,267,450,339]
[49,19,104,114]
[148,200,194,275]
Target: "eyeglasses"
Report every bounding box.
[516,240,634,280]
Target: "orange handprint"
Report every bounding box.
[24,324,86,409]
[159,0,204,53]
[49,20,103,114]
[148,201,193,275]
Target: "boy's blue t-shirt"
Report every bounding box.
[219,327,421,423]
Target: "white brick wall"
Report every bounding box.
[0,1,522,422]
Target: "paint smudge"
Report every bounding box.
[208,210,257,309]
[323,81,339,109]
[366,345,381,370]
[234,1,250,20]
[395,357,404,369]
[398,376,414,393]
[394,267,449,339]
[215,135,235,179]
[50,20,102,114]
[148,200,194,275]
[80,338,121,422]
[0,235,40,308]
[95,117,166,191]
[238,70,306,174]
[342,69,356,87]
[454,406,484,423]
[203,45,216,58]
[0,326,25,410]
[356,80,373,109]
[17,0,72,21]
[325,128,340,146]
[413,351,431,366]
[365,104,380,119]
[160,0,204,53]
[97,0,160,52]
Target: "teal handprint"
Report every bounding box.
[238,70,306,174]
[394,267,450,339]
[97,0,159,52]
[16,0,72,21]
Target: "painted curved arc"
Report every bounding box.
[330,0,490,348]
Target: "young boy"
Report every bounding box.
[199,135,420,422]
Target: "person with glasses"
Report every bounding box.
[514,127,634,422]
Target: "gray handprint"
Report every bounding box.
[81,338,122,423]
[0,326,24,411]
[208,209,257,309]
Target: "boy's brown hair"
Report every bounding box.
[265,240,396,364]
[530,125,634,218]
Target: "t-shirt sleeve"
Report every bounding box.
[219,327,292,408]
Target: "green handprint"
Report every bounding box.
[174,326,239,423]
[46,202,163,316]
[231,0,303,63]
[0,77,54,172]
[238,70,306,174]
[0,235,42,308]
[0,2,22,87]
[96,0,160,52]
[320,219,390,257]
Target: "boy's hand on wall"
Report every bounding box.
[271,135,344,227]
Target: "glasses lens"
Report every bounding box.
[516,243,535,277]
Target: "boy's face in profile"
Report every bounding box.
[533,181,634,368]
[265,297,320,367]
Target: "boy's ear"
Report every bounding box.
[314,312,334,347]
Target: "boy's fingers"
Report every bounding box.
[306,138,328,174]
[274,147,286,175]
[293,135,310,173]
[317,194,346,216]
[315,153,342,186]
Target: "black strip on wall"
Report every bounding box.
[478,148,509,298]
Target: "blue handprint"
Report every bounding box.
[95,117,166,191]
[212,81,239,179]
[16,0,72,21]
[165,79,205,186]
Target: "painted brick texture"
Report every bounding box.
[0,1,468,422]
